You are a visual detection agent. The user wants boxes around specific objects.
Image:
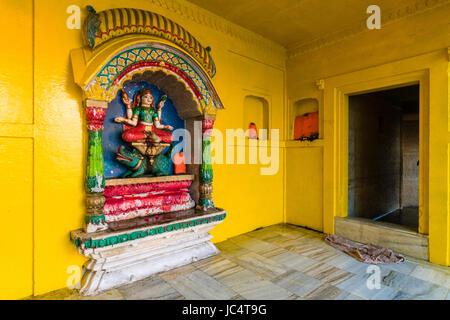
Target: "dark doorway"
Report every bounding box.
[348,85,419,231]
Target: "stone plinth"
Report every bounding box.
[71,208,226,295]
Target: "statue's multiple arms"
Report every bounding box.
[114,91,138,126]
[156,95,167,120]
[153,118,173,131]
[115,116,138,126]
[114,92,173,130]
[154,95,173,130]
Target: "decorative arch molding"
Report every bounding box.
[81,41,223,115]
[85,6,216,78]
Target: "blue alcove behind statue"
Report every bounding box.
[103,81,185,178]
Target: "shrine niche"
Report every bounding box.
[69,6,225,295]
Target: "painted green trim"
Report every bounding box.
[74,213,226,249]
[85,215,106,225]
[98,46,214,108]
[86,130,105,193]
[198,198,214,210]
[200,136,213,183]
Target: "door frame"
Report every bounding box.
[322,49,450,266]
[324,69,429,234]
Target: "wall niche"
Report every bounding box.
[291,98,319,141]
[243,95,269,140]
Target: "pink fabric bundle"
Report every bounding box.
[103,179,195,222]
[104,180,192,197]
[325,234,405,264]
[104,192,193,216]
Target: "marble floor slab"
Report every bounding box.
[29,223,450,300]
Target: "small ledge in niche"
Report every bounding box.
[227,139,280,148]
[283,139,324,148]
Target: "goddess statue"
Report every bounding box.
[114,89,174,143]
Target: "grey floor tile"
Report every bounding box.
[119,276,182,300]
[382,260,417,275]
[271,269,323,297]
[392,291,415,300]
[231,280,293,300]
[215,266,263,289]
[304,283,347,300]
[303,262,353,286]
[227,251,288,279]
[379,267,408,290]
[344,293,366,300]
[409,265,450,289]
[398,276,449,299]
[338,259,370,275]
[370,286,403,300]
[194,256,240,279]
[166,270,238,300]
[272,251,321,272]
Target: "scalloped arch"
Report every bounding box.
[83,41,223,116]
[84,6,216,78]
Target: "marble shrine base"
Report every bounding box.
[71,209,226,295]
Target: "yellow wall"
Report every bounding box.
[0,1,34,300]
[285,4,450,266]
[0,0,286,298]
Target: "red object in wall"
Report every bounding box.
[248,122,258,139]
[173,152,186,174]
[294,112,319,140]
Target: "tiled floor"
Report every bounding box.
[30,224,450,300]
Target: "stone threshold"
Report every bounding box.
[335,216,429,261]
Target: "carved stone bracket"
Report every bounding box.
[316,79,325,90]
[84,99,108,233]
[198,115,216,211]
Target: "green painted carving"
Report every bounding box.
[85,215,106,225]
[85,6,101,49]
[86,130,105,193]
[152,143,175,176]
[97,47,216,111]
[200,136,213,183]
[116,146,147,178]
[74,213,226,249]
[198,198,214,209]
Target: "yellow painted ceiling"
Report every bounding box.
[187,0,415,49]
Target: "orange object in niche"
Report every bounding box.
[294,112,319,140]
[173,152,186,174]
[248,122,258,139]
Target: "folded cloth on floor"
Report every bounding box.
[325,234,405,264]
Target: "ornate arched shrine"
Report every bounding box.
[69,7,226,295]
